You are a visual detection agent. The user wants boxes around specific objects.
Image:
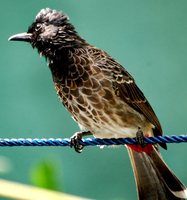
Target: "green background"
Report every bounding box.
[0,0,187,199]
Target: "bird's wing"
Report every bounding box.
[103,56,162,136]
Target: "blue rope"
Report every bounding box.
[0,135,186,147]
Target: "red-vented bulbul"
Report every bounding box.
[9,8,187,200]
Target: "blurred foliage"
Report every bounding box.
[30,159,61,191]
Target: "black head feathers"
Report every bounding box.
[9,8,86,56]
[35,8,69,26]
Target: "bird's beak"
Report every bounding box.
[8,32,32,42]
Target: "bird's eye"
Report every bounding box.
[35,24,41,31]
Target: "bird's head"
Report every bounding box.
[9,8,85,56]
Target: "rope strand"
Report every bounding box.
[0,135,186,147]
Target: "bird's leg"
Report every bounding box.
[136,127,145,147]
[70,131,92,153]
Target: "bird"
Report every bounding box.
[9,8,187,200]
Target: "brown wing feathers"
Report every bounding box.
[105,55,163,136]
[117,79,162,134]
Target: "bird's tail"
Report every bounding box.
[127,145,187,200]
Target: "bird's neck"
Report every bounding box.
[38,35,87,59]
[46,47,77,82]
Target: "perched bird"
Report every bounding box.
[9,8,187,200]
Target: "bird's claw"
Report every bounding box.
[136,128,145,147]
[70,132,84,153]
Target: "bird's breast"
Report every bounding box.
[54,68,149,138]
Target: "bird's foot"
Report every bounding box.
[127,128,153,153]
[136,128,145,147]
[70,131,92,153]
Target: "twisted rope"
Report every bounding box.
[0,135,186,147]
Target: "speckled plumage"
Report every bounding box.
[9,8,187,200]
[26,8,162,140]
[50,46,159,139]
